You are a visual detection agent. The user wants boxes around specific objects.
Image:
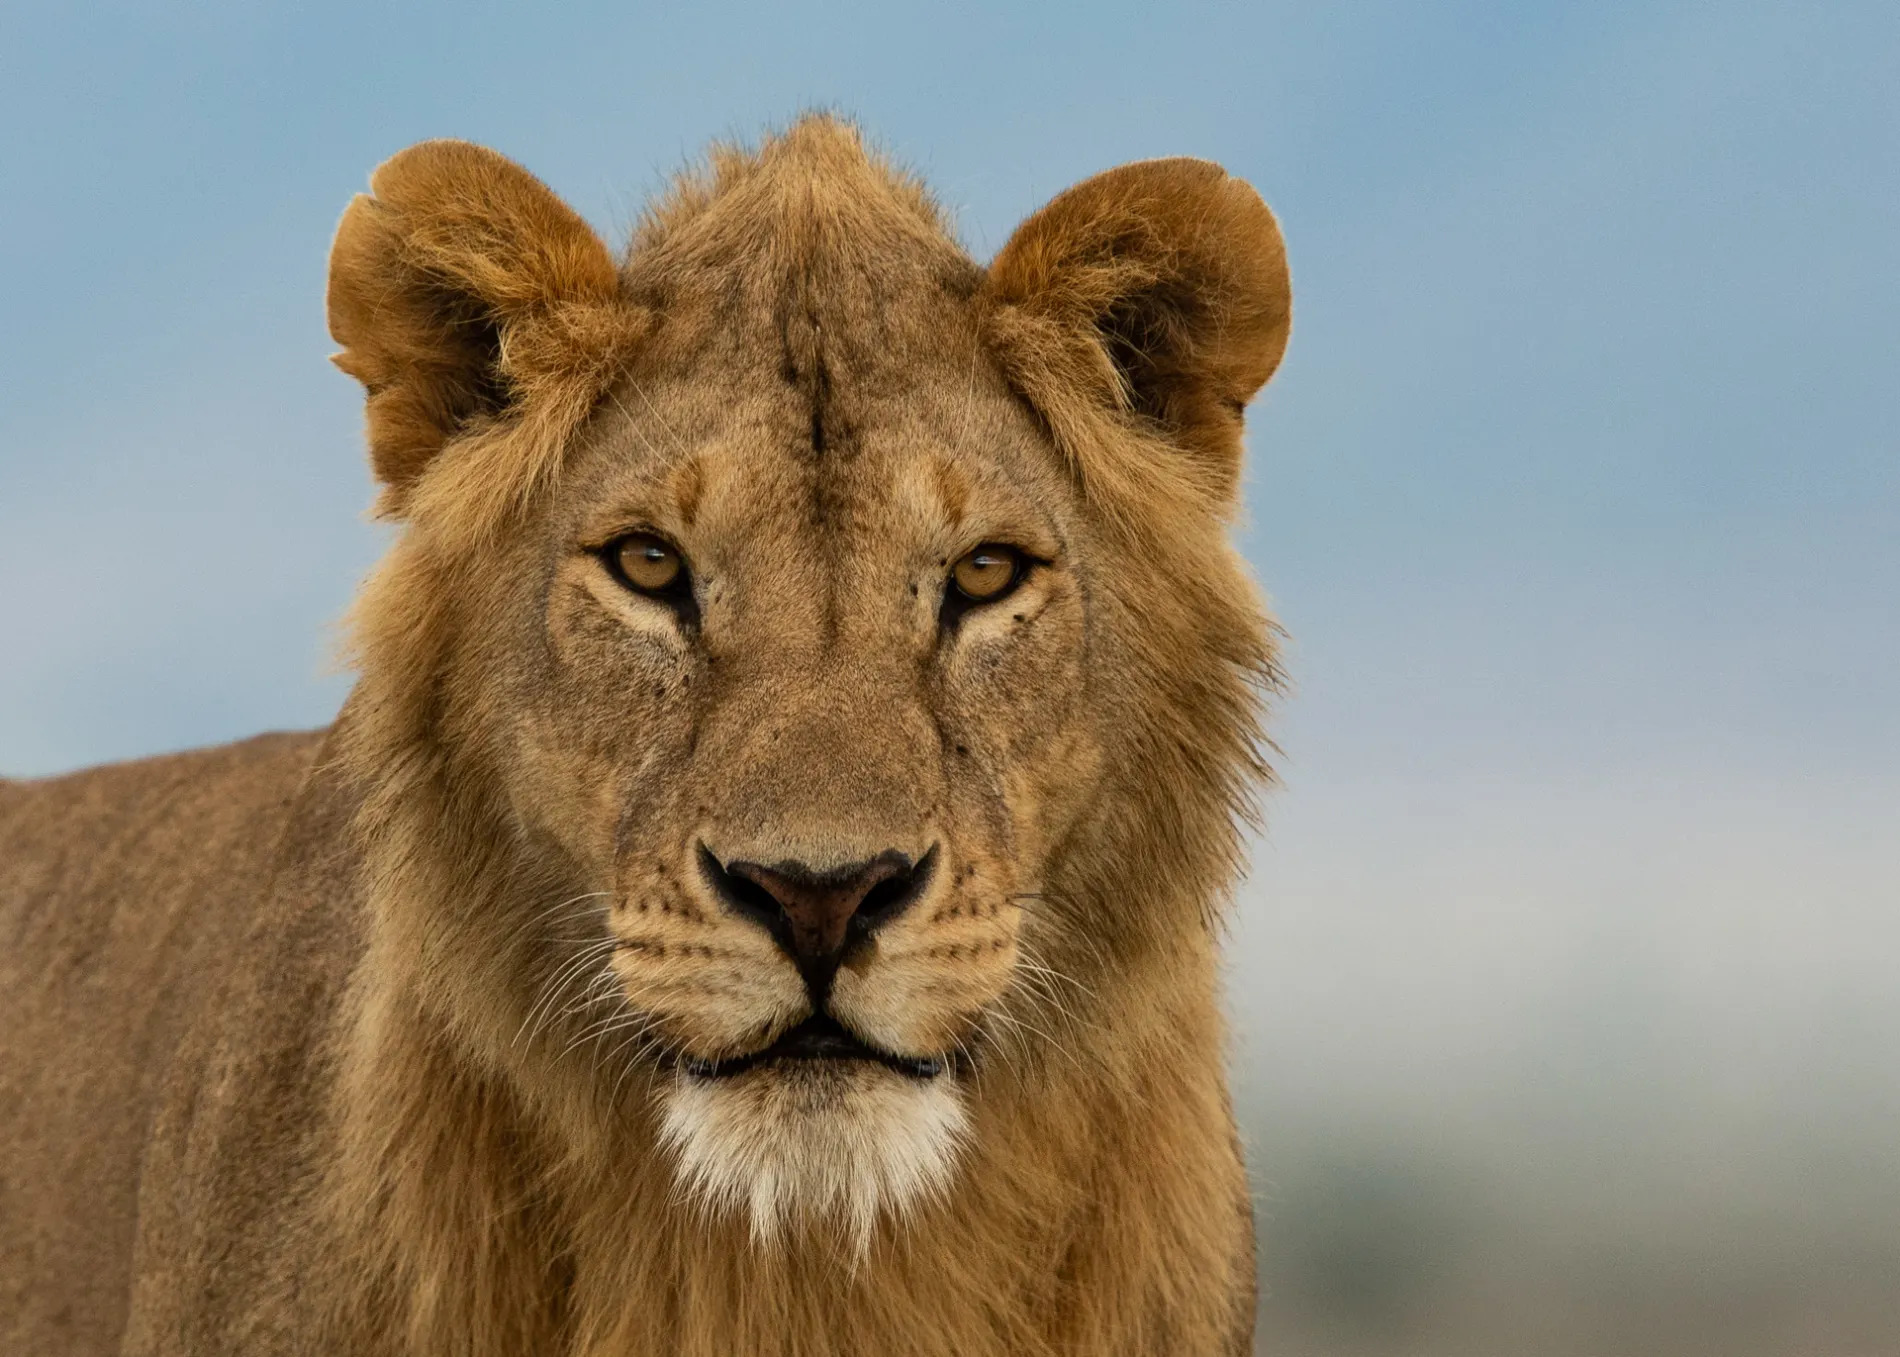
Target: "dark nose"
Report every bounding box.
[698,845,935,998]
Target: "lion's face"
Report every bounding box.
[499,318,1096,1234]
[328,119,1289,1243]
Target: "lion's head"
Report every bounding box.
[328,117,1288,1247]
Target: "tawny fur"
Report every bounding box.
[0,115,1290,1356]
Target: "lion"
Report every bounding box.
[0,115,1290,1356]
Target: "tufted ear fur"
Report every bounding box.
[328,140,642,516]
[982,158,1290,508]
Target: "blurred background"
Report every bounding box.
[3,2,1894,1351]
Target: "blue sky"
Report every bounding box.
[4,2,1896,1338]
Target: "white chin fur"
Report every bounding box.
[659,1063,967,1248]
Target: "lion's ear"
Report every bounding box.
[327,140,634,507]
[983,159,1290,506]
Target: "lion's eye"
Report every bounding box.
[950,545,1024,604]
[606,533,687,596]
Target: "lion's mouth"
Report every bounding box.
[682,1014,945,1081]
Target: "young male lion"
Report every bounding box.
[0,116,1289,1356]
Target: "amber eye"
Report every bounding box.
[608,533,685,595]
[950,545,1024,603]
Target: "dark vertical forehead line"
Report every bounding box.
[623,115,983,461]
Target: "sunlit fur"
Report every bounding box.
[0,115,1290,1356]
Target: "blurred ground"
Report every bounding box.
[1233,771,1900,1354]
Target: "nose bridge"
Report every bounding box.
[708,642,937,866]
[763,667,931,852]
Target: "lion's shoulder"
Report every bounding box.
[0,727,331,957]
[0,728,342,1357]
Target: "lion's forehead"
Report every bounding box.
[568,350,1073,586]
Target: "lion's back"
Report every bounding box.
[0,731,326,1357]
